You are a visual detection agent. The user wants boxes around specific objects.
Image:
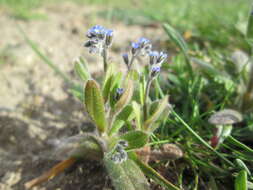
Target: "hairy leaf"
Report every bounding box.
[109,105,135,136]
[144,95,169,130]
[121,131,149,150]
[74,57,90,81]
[114,79,134,114]
[163,23,188,58]
[104,156,150,190]
[51,133,105,161]
[132,101,142,130]
[84,80,107,133]
[103,74,114,103]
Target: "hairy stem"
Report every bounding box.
[102,48,108,73]
[127,55,136,71]
[143,78,152,121]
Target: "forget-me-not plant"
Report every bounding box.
[25,25,181,190]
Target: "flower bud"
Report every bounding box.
[105,29,113,47]
[115,88,124,101]
[149,51,159,65]
[131,42,140,56]
[122,53,129,66]
[157,52,168,64]
[150,66,161,77]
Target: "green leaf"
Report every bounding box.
[132,101,142,130]
[109,73,123,107]
[74,57,90,81]
[109,105,135,136]
[163,23,193,78]
[149,104,171,133]
[139,75,146,105]
[52,133,105,161]
[235,170,247,190]
[226,136,253,154]
[104,156,150,190]
[126,69,139,81]
[121,131,149,150]
[114,79,134,114]
[102,64,118,103]
[69,85,83,101]
[247,4,253,45]
[102,74,114,103]
[144,96,169,130]
[130,152,180,190]
[163,23,188,58]
[191,58,221,77]
[84,80,107,133]
[236,159,251,176]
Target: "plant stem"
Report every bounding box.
[128,55,136,71]
[226,136,253,154]
[102,47,108,73]
[143,78,152,121]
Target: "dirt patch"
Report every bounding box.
[0,2,166,189]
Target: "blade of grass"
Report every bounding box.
[163,23,193,79]
[226,136,253,154]
[235,170,247,190]
[171,110,234,167]
[130,152,181,190]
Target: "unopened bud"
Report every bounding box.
[105,29,113,47]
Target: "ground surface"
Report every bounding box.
[0,2,166,190]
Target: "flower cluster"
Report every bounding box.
[122,37,152,69]
[84,25,168,77]
[84,25,113,54]
[149,51,168,78]
[110,140,128,164]
[131,37,152,56]
[122,36,167,75]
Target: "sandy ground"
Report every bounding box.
[0,2,166,190]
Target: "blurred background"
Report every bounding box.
[0,0,251,189]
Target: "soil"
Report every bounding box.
[0,2,166,190]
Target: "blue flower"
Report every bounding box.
[122,53,129,66]
[105,29,113,46]
[115,87,124,100]
[149,51,167,65]
[87,25,105,38]
[138,37,150,48]
[157,52,168,64]
[131,37,152,56]
[84,25,114,54]
[150,65,161,77]
[116,88,124,95]
[149,51,159,65]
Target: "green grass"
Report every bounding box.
[95,0,250,50]
[0,0,46,20]
[1,0,250,49]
